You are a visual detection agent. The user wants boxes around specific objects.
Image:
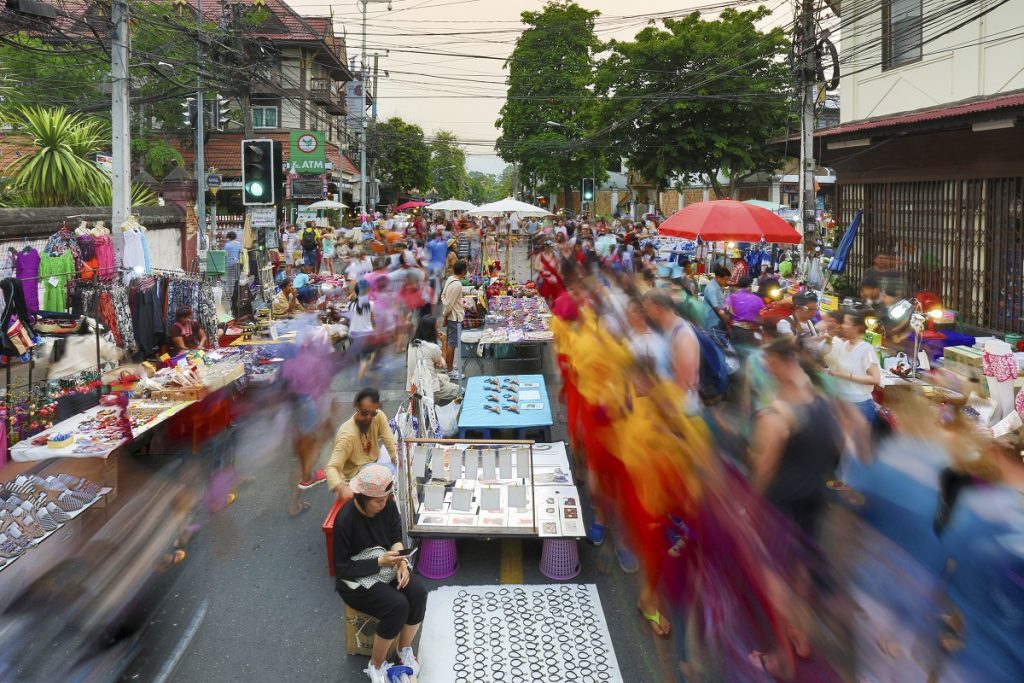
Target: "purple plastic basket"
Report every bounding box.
[417,538,458,579]
[539,539,580,581]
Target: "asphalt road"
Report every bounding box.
[122,243,686,683]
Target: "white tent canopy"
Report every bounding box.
[425,199,477,211]
[743,199,786,212]
[305,199,347,210]
[468,197,550,217]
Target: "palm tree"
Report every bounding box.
[0,106,155,208]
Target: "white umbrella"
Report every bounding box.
[468,197,550,217]
[306,199,348,210]
[426,199,477,211]
[743,199,786,212]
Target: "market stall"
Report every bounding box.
[457,374,553,441]
[401,439,584,539]
[462,297,553,374]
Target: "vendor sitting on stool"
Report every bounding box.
[293,264,318,305]
[169,306,207,352]
[334,464,424,682]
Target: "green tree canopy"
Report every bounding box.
[428,131,467,200]
[496,1,604,205]
[597,7,792,198]
[370,117,430,197]
[465,168,513,205]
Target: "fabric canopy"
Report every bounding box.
[396,200,429,211]
[658,199,802,244]
[305,199,347,210]
[826,209,863,274]
[426,199,477,211]
[743,199,787,212]
[468,197,550,217]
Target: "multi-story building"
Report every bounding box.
[167,0,363,238]
[819,0,1024,333]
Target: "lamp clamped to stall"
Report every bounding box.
[887,298,945,377]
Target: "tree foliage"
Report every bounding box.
[596,7,792,198]
[0,106,155,208]
[466,168,513,205]
[369,117,430,196]
[496,1,604,202]
[429,131,467,199]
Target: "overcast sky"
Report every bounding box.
[290,0,798,174]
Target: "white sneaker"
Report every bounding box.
[365,661,393,683]
[399,647,420,674]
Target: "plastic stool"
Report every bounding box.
[539,539,580,580]
[417,538,458,579]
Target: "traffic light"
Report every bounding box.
[241,139,276,205]
[181,97,196,128]
[537,196,548,207]
[214,94,230,130]
[5,0,58,19]
[582,178,595,202]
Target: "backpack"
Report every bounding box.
[694,326,730,403]
[301,228,318,251]
[672,322,731,404]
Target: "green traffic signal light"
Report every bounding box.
[247,181,265,197]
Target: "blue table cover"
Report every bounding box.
[458,374,553,429]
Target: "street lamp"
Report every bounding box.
[357,0,392,221]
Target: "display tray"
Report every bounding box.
[457,375,553,430]
[402,439,584,539]
[0,487,111,574]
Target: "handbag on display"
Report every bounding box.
[33,312,85,335]
[6,316,34,355]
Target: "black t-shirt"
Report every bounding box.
[332,497,402,590]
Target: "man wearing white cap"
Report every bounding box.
[333,464,425,682]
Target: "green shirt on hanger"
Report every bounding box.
[39,250,74,312]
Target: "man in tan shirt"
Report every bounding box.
[441,259,467,374]
[327,388,398,499]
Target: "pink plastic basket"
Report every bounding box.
[539,539,580,581]
[417,538,459,579]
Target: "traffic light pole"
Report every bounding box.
[195,0,208,265]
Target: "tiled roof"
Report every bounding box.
[341,155,358,176]
[54,0,336,48]
[817,90,1024,138]
[173,132,344,177]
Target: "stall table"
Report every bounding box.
[471,296,553,373]
[402,439,584,539]
[457,374,552,441]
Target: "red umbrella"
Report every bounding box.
[658,199,802,244]
[396,200,429,211]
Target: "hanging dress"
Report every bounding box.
[39,251,74,312]
[15,248,41,312]
[94,234,116,281]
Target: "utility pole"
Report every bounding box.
[359,2,368,219]
[798,0,818,246]
[370,51,381,209]
[110,0,131,260]
[357,1,391,219]
[195,0,208,260]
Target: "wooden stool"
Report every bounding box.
[344,604,399,658]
